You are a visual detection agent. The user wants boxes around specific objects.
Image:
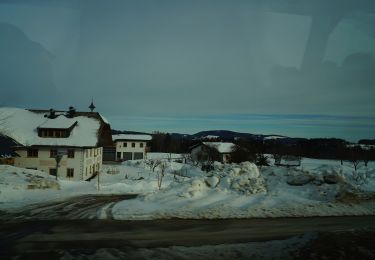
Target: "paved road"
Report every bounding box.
[1,194,137,221]
[1,195,375,258]
[1,216,375,255]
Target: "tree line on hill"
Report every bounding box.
[148,132,375,166]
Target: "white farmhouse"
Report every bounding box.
[191,142,237,163]
[0,106,113,181]
[112,134,152,161]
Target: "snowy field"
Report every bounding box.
[1,154,375,219]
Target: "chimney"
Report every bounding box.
[67,106,76,118]
[46,108,56,119]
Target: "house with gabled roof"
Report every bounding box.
[190,142,237,163]
[112,134,152,161]
[0,104,112,181]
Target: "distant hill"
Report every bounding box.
[190,130,260,140]
[112,129,349,146]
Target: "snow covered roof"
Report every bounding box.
[0,107,105,147]
[346,144,375,150]
[264,135,287,140]
[38,117,78,129]
[202,142,236,153]
[112,134,152,141]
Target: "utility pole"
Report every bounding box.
[97,170,100,191]
[55,151,66,180]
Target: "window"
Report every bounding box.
[67,168,74,178]
[132,143,135,148]
[117,152,121,160]
[27,149,38,158]
[140,143,144,148]
[55,131,61,138]
[123,142,127,147]
[85,167,88,175]
[67,149,75,158]
[49,168,57,176]
[50,149,57,158]
[47,130,53,137]
[85,149,88,158]
[90,149,92,157]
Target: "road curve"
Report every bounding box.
[0,194,138,221]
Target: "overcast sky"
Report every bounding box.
[1,0,375,141]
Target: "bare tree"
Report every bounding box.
[144,159,161,172]
[362,149,372,167]
[256,153,270,168]
[157,161,167,190]
[347,147,362,171]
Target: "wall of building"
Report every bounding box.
[83,147,103,180]
[14,147,102,181]
[115,141,146,160]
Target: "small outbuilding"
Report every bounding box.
[190,142,237,163]
[112,134,152,161]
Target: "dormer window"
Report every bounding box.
[37,121,77,138]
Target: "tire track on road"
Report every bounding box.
[1,194,137,221]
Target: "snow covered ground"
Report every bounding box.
[1,157,375,219]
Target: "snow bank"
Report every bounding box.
[1,158,375,219]
[112,159,375,220]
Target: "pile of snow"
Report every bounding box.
[0,162,168,210]
[178,178,208,198]
[1,158,375,219]
[112,159,375,220]
[286,169,315,186]
[146,153,184,160]
[217,162,267,195]
[0,165,60,191]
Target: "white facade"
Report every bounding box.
[115,140,147,161]
[14,147,103,181]
[0,107,112,181]
[112,134,152,161]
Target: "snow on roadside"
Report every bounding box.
[0,163,161,210]
[112,159,375,220]
[1,158,375,219]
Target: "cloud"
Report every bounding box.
[0,1,375,140]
